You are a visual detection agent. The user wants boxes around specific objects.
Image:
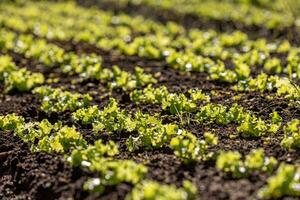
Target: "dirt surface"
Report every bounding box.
[1,2,300,200]
[1,36,300,200]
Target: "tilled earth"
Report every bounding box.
[1,1,300,200]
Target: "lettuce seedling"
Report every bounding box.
[126,180,196,200]
[126,111,178,151]
[68,139,119,167]
[170,131,217,163]
[131,85,209,114]
[263,58,282,74]
[258,164,300,199]
[0,55,17,81]
[34,125,86,153]
[5,68,44,93]
[82,158,147,194]
[216,148,277,178]
[281,119,300,149]
[33,86,92,113]
[0,113,25,131]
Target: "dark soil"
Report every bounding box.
[1,2,300,200]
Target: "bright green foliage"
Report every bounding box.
[166,51,216,72]
[281,119,300,149]
[0,55,17,81]
[36,126,87,153]
[92,98,135,133]
[126,112,179,151]
[237,111,282,138]
[237,114,268,137]
[217,151,244,177]
[107,66,157,91]
[234,73,300,100]
[74,99,179,151]
[0,55,44,92]
[63,53,103,78]
[0,29,155,92]
[116,0,295,30]
[233,61,251,79]
[244,148,277,173]
[33,86,92,113]
[68,140,147,194]
[79,158,147,194]
[73,98,135,133]
[133,67,157,88]
[73,157,147,194]
[68,139,119,167]
[164,94,197,115]
[130,85,169,105]
[15,119,60,143]
[73,99,212,161]
[263,58,282,74]
[87,159,147,189]
[258,164,300,199]
[0,113,25,131]
[4,68,44,93]
[216,148,277,178]
[4,118,88,153]
[170,131,217,163]
[126,180,197,200]
[130,85,210,114]
[287,49,300,79]
[72,105,100,125]
[15,119,87,153]
[275,78,300,100]
[196,103,245,125]
[268,111,282,133]
[196,103,281,138]
[188,88,210,102]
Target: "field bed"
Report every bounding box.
[77,0,300,44]
[0,1,300,200]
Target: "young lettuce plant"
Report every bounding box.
[216,148,277,178]
[170,130,217,163]
[237,111,282,138]
[92,98,136,133]
[36,125,87,153]
[68,140,147,194]
[108,66,157,91]
[0,55,44,92]
[83,159,147,194]
[73,98,136,133]
[263,58,282,74]
[233,73,300,100]
[126,180,197,200]
[258,163,300,199]
[63,53,103,78]
[287,48,300,79]
[126,111,179,151]
[68,139,119,167]
[15,119,87,153]
[281,119,300,149]
[130,85,210,114]
[33,86,92,113]
[196,103,245,125]
[0,55,17,81]
[4,68,44,93]
[0,113,25,131]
